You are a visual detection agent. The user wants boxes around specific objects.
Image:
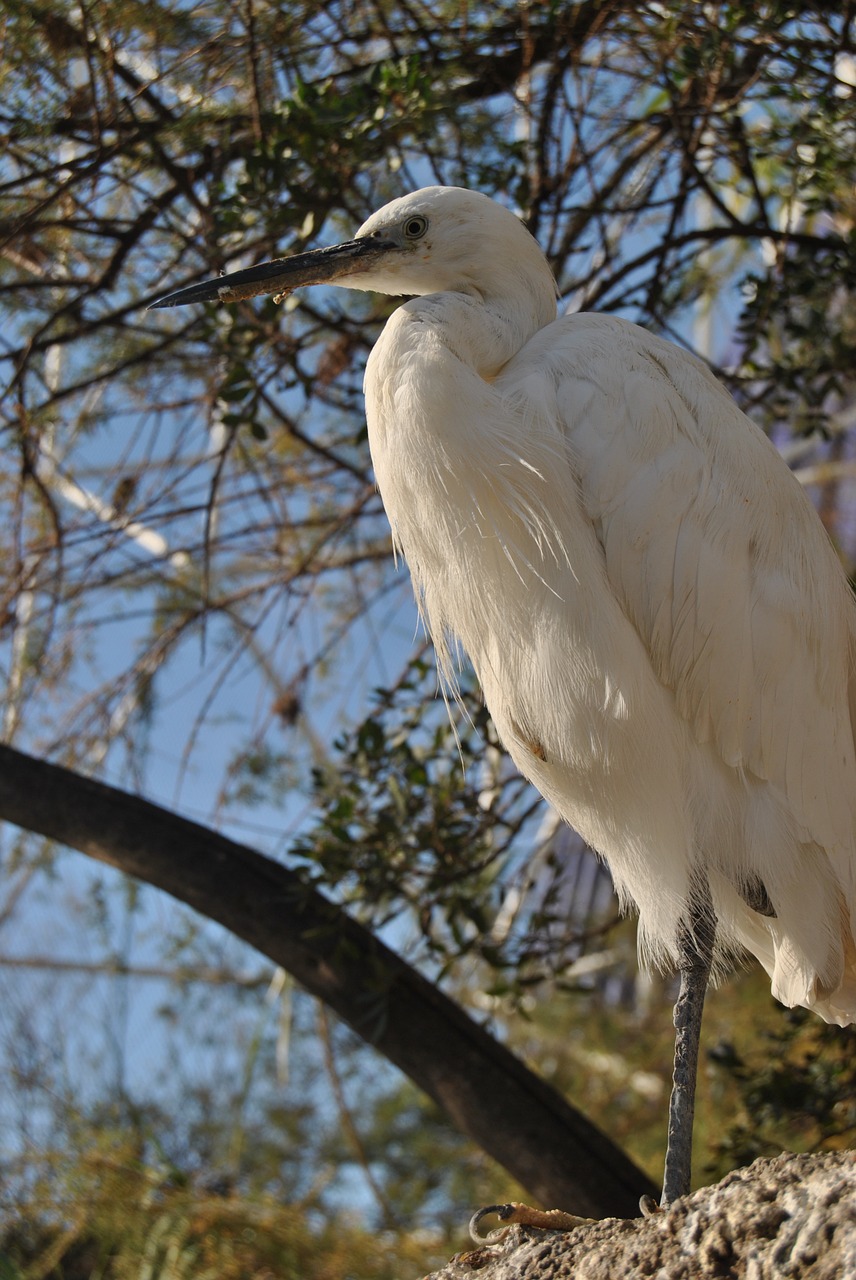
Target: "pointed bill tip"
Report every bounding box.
[147,236,389,311]
[148,259,300,310]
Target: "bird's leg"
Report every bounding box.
[660,877,715,1207]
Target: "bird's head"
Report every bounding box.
[149,186,557,314]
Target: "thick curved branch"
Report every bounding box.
[0,742,655,1217]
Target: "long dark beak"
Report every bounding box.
[148,236,388,309]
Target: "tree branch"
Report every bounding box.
[0,742,656,1217]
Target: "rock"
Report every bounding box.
[427,1152,856,1279]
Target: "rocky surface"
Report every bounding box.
[427,1152,856,1279]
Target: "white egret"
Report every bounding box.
[151,187,856,1208]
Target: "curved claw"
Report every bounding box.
[469,1202,594,1244]
[469,1204,516,1244]
[639,1194,662,1218]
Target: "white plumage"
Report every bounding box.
[152,184,856,1202]
[360,189,856,1027]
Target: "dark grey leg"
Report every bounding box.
[660,879,715,1206]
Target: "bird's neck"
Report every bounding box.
[365,286,559,556]
[364,284,569,686]
[365,288,554,467]
[397,287,553,380]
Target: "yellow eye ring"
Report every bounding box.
[402,215,428,239]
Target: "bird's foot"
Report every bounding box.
[469,1202,595,1244]
[639,1194,662,1217]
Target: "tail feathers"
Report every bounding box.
[804,913,856,1028]
[715,881,856,1029]
[769,934,856,1029]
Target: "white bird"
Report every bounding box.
[151,186,856,1207]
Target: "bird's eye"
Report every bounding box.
[402,215,428,240]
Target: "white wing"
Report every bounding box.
[536,315,856,846]
[502,313,856,1018]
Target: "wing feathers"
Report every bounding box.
[523,313,856,856]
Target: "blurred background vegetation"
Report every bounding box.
[1,1,856,1275]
